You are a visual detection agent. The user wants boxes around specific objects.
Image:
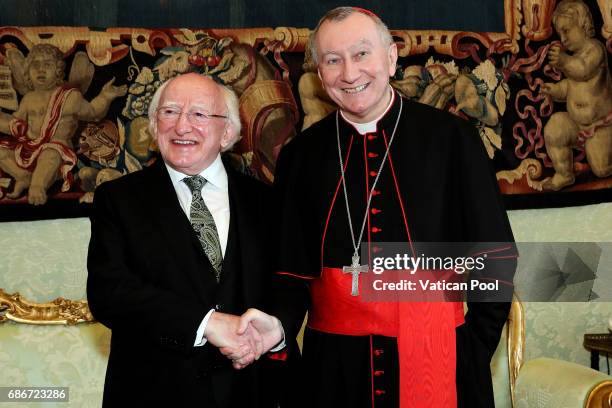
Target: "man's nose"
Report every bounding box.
[174,111,193,134]
[341,60,360,83]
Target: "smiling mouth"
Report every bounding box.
[173,139,197,145]
[343,83,369,94]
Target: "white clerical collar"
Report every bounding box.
[165,154,228,191]
[340,86,396,135]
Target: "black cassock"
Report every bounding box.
[273,91,517,408]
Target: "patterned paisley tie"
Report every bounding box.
[183,175,223,281]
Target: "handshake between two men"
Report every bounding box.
[204,308,285,369]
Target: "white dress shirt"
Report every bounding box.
[165,154,229,347]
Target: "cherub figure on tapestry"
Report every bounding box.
[392,58,509,159]
[0,44,127,205]
[541,0,612,191]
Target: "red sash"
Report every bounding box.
[309,266,463,408]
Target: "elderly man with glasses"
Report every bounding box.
[87,73,289,408]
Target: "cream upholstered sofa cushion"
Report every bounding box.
[0,218,110,407]
[514,358,612,408]
[0,322,109,407]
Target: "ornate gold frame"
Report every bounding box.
[0,288,93,325]
[507,296,525,408]
[585,381,612,408]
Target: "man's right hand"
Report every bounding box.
[220,308,284,369]
[204,311,263,364]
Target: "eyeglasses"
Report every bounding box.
[156,106,228,126]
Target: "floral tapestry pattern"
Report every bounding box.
[0,0,610,220]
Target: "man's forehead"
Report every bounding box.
[161,80,221,107]
[160,98,218,108]
[319,38,376,57]
[317,17,381,49]
[167,75,218,92]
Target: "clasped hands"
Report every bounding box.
[204,308,283,370]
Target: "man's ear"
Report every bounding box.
[220,123,232,150]
[388,42,398,77]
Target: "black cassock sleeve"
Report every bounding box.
[269,138,312,355]
[454,119,517,355]
[452,118,517,408]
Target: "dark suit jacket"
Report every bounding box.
[87,158,283,408]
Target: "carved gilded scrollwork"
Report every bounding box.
[585,380,612,408]
[0,288,93,325]
[507,297,525,408]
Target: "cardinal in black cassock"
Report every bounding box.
[270,7,517,408]
[273,89,517,408]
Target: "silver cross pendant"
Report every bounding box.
[342,254,369,296]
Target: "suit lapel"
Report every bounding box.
[143,160,218,300]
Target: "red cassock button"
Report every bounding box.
[373,246,382,253]
[371,208,381,215]
[375,390,386,396]
[368,135,377,141]
[374,349,384,356]
[371,227,382,233]
[374,370,384,377]
[369,171,377,177]
[368,152,379,158]
[372,190,381,196]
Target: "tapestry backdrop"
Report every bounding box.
[0,0,610,220]
[0,0,505,32]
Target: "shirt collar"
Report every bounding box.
[340,85,396,135]
[165,154,228,191]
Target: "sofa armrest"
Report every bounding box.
[514,357,612,408]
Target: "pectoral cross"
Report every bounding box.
[343,254,369,296]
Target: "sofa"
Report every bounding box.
[1,202,612,407]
